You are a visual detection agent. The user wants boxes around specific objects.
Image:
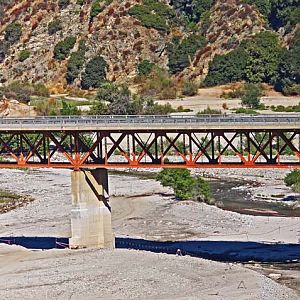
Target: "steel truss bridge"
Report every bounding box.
[0,115,300,170]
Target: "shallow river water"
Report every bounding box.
[209,179,300,217]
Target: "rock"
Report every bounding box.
[268,273,282,280]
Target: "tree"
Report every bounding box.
[192,0,215,21]
[90,0,113,18]
[5,22,22,44]
[89,101,110,115]
[81,56,107,89]
[244,0,272,16]
[204,47,248,87]
[66,40,87,84]
[60,101,80,115]
[204,31,283,87]
[241,84,262,109]
[53,36,76,61]
[137,60,155,76]
[269,0,300,29]
[48,18,63,35]
[244,31,282,84]
[167,34,207,74]
[275,30,300,95]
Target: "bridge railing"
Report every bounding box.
[0,114,299,124]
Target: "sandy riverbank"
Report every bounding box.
[0,168,299,299]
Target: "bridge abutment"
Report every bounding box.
[69,169,114,249]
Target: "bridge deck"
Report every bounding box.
[0,115,300,169]
[0,115,299,131]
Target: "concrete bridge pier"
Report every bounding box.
[69,169,114,249]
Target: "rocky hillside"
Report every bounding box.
[0,0,299,93]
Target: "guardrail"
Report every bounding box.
[0,114,299,126]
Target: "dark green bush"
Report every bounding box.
[60,100,80,115]
[18,49,30,62]
[81,56,107,89]
[241,83,262,109]
[129,0,177,32]
[48,18,63,35]
[204,47,247,87]
[167,34,207,74]
[243,0,272,16]
[275,30,300,95]
[0,40,10,63]
[157,168,212,202]
[53,36,76,60]
[205,31,282,86]
[58,0,70,9]
[5,22,22,44]
[90,0,112,18]
[137,60,155,76]
[129,5,168,31]
[284,170,300,191]
[66,40,87,84]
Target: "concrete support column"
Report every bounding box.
[69,169,114,249]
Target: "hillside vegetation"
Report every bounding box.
[0,0,299,98]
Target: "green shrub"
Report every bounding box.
[197,107,222,115]
[140,66,177,99]
[167,34,207,74]
[53,36,76,60]
[0,40,10,62]
[90,0,112,18]
[275,30,300,94]
[243,0,271,16]
[33,83,50,97]
[235,107,258,114]
[48,18,63,35]
[204,47,247,87]
[5,22,22,44]
[81,56,107,89]
[182,80,198,96]
[18,49,30,62]
[284,170,300,191]
[205,31,282,87]
[241,83,262,109]
[157,168,212,202]
[58,0,70,9]
[129,5,168,31]
[137,60,155,76]
[60,100,80,115]
[129,0,177,32]
[89,101,110,115]
[66,40,87,84]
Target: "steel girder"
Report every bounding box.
[0,129,300,170]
